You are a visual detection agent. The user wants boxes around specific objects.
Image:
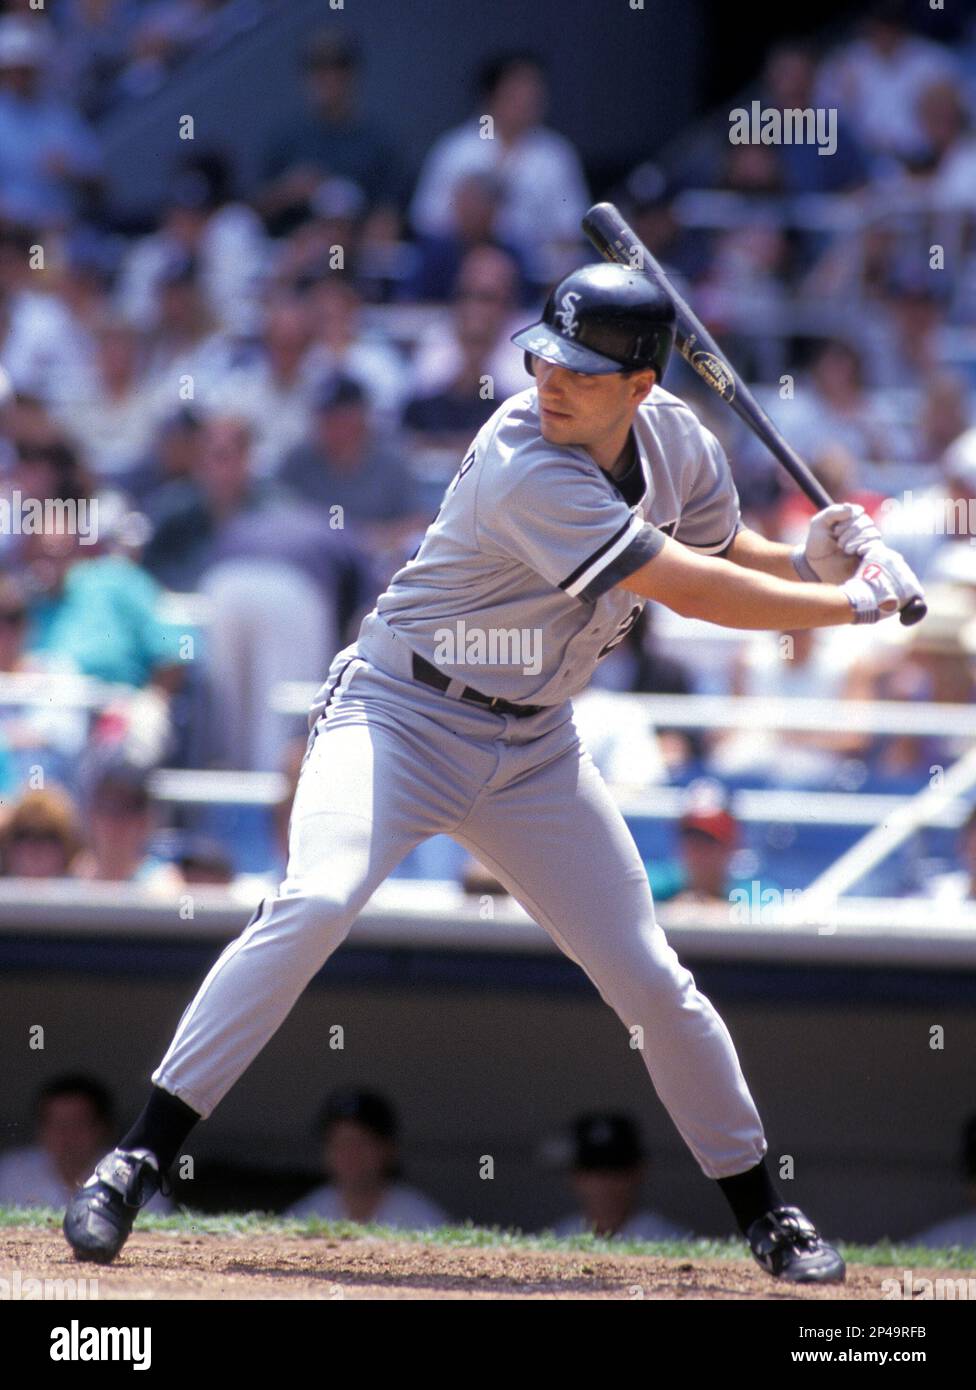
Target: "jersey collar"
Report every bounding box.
[606,425,651,509]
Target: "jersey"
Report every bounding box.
[356,383,742,705]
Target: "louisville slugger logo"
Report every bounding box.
[554,290,582,338]
[688,349,735,401]
[861,563,884,581]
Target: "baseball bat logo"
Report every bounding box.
[688,349,736,401]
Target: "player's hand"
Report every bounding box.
[792,502,882,584]
[840,543,925,624]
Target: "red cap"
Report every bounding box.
[679,808,739,848]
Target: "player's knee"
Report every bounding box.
[300,883,368,938]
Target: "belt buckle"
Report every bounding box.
[488,695,502,711]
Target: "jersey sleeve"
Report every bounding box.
[672,425,742,555]
[475,452,667,602]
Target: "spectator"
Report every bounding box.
[912,1114,976,1249]
[0,227,93,405]
[141,251,236,424]
[403,252,521,451]
[815,0,957,169]
[196,525,345,773]
[261,31,400,234]
[273,174,369,295]
[71,756,181,889]
[279,375,423,555]
[845,586,976,787]
[661,798,742,908]
[761,43,868,193]
[548,1114,690,1242]
[116,151,267,338]
[618,162,710,286]
[913,77,976,210]
[399,170,531,304]
[286,1087,448,1231]
[409,50,589,283]
[24,522,181,693]
[410,244,526,407]
[124,405,204,506]
[0,16,102,228]
[210,294,315,478]
[0,572,86,785]
[0,785,82,877]
[152,828,236,886]
[142,413,273,591]
[151,413,373,770]
[52,311,158,481]
[714,625,866,787]
[52,0,139,120]
[0,1074,172,1211]
[300,276,409,430]
[916,373,971,470]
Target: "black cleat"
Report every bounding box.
[746,1205,846,1284]
[63,1148,162,1265]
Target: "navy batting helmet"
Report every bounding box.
[511,262,676,380]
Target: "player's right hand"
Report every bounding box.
[840,543,925,624]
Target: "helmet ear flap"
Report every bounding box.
[523,351,536,378]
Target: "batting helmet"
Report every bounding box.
[511,262,676,380]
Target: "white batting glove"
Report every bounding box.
[840,543,925,624]
[792,502,882,584]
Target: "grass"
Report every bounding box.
[2,1205,975,1269]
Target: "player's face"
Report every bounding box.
[534,360,653,449]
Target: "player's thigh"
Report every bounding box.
[454,744,671,977]
[285,676,484,903]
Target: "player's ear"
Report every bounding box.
[627,367,656,402]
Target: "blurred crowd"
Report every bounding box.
[2,1073,974,1248]
[1,0,976,898]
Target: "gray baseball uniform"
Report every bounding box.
[153,383,767,1181]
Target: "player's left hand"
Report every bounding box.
[792,502,882,584]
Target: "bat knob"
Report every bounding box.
[898,597,927,627]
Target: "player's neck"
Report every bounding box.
[593,427,637,482]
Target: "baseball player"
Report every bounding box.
[64,263,924,1282]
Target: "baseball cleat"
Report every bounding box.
[746,1205,846,1284]
[63,1147,162,1264]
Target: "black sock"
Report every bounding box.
[716,1158,783,1236]
[119,1086,201,1174]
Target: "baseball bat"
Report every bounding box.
[581,201,926,627]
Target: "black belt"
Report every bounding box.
[411,653,544,718]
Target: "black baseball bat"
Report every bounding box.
[581,201,926,627]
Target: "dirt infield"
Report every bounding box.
[2,1226,966,1300]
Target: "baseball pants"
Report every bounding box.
[153,620,767,1180]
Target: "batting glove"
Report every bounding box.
[792,503,883,584]
[840,543,925,624]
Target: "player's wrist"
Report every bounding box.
[790,545,820,583]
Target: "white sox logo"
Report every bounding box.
[555,290,582,338]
